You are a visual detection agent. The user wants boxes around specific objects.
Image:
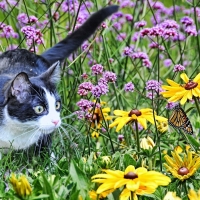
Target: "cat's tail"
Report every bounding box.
[41,5,119,65]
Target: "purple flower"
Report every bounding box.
[132,32,140,42]
[163,59,172,67]
[76,99,94,111]
[133,122,144,131]
[17,13,28,25]
[91,83,109,98]
[149,42,164,50]
[140,28,151,37]
[0,1,6,11]
[75,110,85,119]
[61,0,79,14]
[162,28,178,39]
[124,82,134,92]
[21,26,43,46]
[0,25,18,38]
[118,134,124,141]
[81,72,88,79]
[120,0,135,8]
[77,82,93,96]
[166,102,178,110]
[173,64,185,72]
[116,33,126,41]
[185,26,197,36]
[172,32,186,41]
[132,52,148,59]
[143,59,152,68]
[123,46,133,57]
[150,1,164,10]
[146,92,156,99]
[113,22,122,31]
[103,71,117,82]
[161,19,179,29]
[135,20,147,29]
[146,80,163,93]
[98,78,108,85]
[125,14,133,21]
[180,16,194,26]
[91,64,104,75]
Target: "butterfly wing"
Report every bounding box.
[168,105,193,135]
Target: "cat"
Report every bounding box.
[0,5,118,154]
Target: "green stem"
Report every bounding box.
[130,191,134,200]
[134,121,140,153]
[194,97,200,116]
[148,157,152,171]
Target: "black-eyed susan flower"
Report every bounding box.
[109,108,167,132]
[164,150,200,181]
[140,136,155,150]
[188,189,200,200]
[92,165,171,199]
[157,121,168,133]
[161,73,200,105]
[10,173,32,197]
[163,191,181,200]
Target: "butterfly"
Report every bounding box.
[168,104,193,135]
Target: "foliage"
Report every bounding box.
[1,0,200,199]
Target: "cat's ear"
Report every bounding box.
[39,61,60,84]
[11,72,31,103]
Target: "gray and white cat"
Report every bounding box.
[0,5,118,153]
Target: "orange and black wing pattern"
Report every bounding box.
[168,104,193,135]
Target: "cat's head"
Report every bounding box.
[4,62,61,134]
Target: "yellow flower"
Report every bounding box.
[161,73,200,105]
[140,136,155,150]
[92,165,171,200]
[91,131,99,138]
[188,189,200,200]
[163,191,181,200]
[164,150,200,181]
[109,108,167,132]
[10,173,32,197]
[89,189,114,199]
[174,146,183,154]
[157,121,168,133]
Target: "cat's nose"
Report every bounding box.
[52,120,59,126]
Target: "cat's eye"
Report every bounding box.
[55,101,61,111]
[34,105,45,114]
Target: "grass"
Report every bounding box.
[0,0,200,199]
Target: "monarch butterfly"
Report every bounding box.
[168,104,193,135]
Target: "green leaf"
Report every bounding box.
[32,194,50,199]
[123,154,136,167]
[69,160,89,198]
[41,173,55,200]
[186,134,200,150]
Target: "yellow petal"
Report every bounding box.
[137,117,147,129]
[193,73,200,82]
[166,79,180,86]
[116,117,132,132]
[180,73,189,83]
[125,165,136,174]
[113,110,129,116]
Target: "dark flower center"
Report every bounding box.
[184,80,198,90]
[124,172,138,179]
[128,110,141,117]
[178,167,189,176]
